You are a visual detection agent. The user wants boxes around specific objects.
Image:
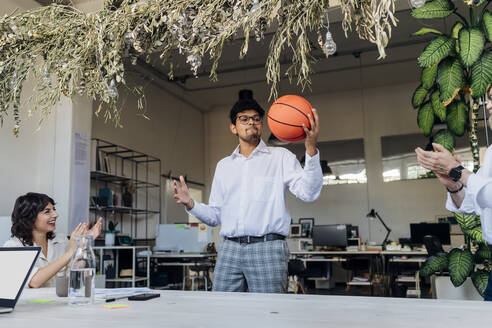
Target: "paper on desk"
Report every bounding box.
[94,287,153,299]
[198,223,208,242]
[27,299,56,304]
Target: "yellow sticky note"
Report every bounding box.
[27,299,56,304]
[102,304,129,309]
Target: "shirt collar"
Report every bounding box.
[231,139,270,158]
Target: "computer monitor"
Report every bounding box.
[312,224,348,247]
[410,223,451,245]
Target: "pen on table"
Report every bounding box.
[105,294,142,303]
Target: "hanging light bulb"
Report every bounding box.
[108,79,119,99]
[324,31,337,56]
[9,71,17,90]
[251,0,260,12]
[409,0,427,8]
[186,53,202,76]
[42,65,51,86]
[322,11,337,56]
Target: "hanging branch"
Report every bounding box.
[0,0,397,136]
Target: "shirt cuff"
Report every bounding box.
[467,173,492,215]
[185,200,203,218]
[304,149,320,169]
[445,192,460,213]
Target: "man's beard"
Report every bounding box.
[239,128,261,143]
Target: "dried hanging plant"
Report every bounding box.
[0,0,397,136]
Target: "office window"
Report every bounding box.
[281,139,367,186]
[381,130,488,182]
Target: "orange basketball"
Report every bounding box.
[267,95,313,142]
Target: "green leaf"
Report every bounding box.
[483,11,492,43]
[437,58,464,105]
[420,253,449,277]
[418,36,455,68]
[413,27,443,36]
[411,0,455,19]
[471,51,492,98]
[463,225,487,244]
[452,22,464,40]
[413,85,429,108]
[471,270,489,297]
[418,102,435,136]
[452,22,464,53]
[447,101,468,136]
[422,64,438,89]
[448,248,474,287]
[454,213,481,231]
[458,28,485,67]
[475,244,491,263]
[431,90,447,121]
[433,129,455,152]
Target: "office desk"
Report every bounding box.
[291,251,382,293]
[139,253,216,289]
[382,251,428,298]
[4,288,491,328]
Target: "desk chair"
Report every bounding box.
[423,235,445,256]
[287,259,306,294]
[183,265,210,291]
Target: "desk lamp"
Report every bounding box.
[366,209,391,249]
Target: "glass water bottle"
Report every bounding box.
[68,235,96,306]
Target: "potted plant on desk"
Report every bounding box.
[103,221,120,247]
[420,214,490,299]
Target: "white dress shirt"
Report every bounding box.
[3,235,69,287]
[446,145,492,243]
[188,139,323,238]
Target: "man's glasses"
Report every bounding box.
[237,115,262,125]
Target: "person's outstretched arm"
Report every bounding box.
[174,175,221,226]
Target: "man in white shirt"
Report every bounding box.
[415,89,492,301]
[174,89,323,293]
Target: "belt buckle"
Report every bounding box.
[247,236,251,244]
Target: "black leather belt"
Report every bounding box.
[225,233,285,244]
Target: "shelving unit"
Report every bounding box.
[94,246,150,288]
[90,138,161,240]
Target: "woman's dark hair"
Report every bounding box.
[11,192,56,246]
[229,89,265,124]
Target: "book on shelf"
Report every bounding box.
[97,150,105,172]
[91,139,98,172]
[104,155,112,174]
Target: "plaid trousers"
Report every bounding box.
[212,239,290,293]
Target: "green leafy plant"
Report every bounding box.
[412,0,492,169]
[420,213,490,296]
[411,0,492,296]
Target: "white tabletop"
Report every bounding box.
[3,288,491,327]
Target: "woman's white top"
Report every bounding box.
[446,145,492,244]
[3,234,68,287]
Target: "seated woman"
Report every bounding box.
[3,192,102,288]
